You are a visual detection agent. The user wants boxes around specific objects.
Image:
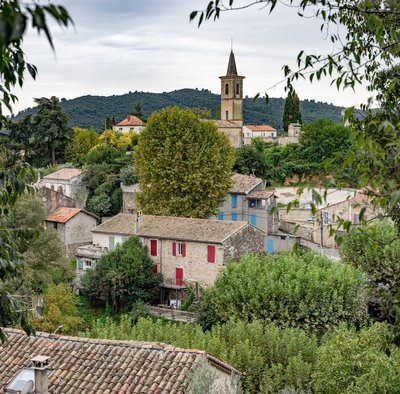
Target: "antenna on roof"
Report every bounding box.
[231,37,233,51]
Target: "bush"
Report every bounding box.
[312,323,400,393]
[209,252,367,335]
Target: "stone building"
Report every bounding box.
[42,168,84,199]
[121,182,139,214]
[211,51,244,148]
[37,185,77,214]
[85,213,264,300]
[216,173,278,235]
[113,115,146,133]
[45,207,99,259]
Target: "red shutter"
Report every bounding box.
[181,243,186,257]
[153,264,158,273]
[207,245,215,263]
[176,267,183,286]
[172,241,176,256]
[150,239,157,256]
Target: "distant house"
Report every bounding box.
[243,124,277,145]
[43,168,84,199]
[83,213,264,299]
[112,115,146,133]
[45,207,99,259]
[2,329,241,393]
[216,173,278,235]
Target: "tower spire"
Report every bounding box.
[226,50,238,76]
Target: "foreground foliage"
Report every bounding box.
[84,316,400,393]
[200,252,367,335]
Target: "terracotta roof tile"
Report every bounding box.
[230,173,263,194]
[1,329,240,393]
[247,190,275,200]
[46,207,99,223]
[245,124,277,132]
[43,168,83,181]
[115,116,146,127]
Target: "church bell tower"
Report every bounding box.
[219,51,244,123]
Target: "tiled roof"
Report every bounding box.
[92,213,137,235]
[137,215,248,244]
[43,168,83,181]
[1,329,241,394]
[244,125,277,132]
[230,173,263,194]
[115,116,146,127]
[92,213,248,244]
[46,207,98,223]
[247,190,275,200]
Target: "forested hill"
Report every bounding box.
[14,88,344,132]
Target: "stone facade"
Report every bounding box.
[45,209,99,259]
[121,183,139,214]
[43,168,83,199]
[37,186,77,214]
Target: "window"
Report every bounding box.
[236,83,240,96]
[83,260,92,270]
[225,83,229,96]
[53,222,57,229]
[231,213,238,221]
[207,245,216,263]
[248,199,256,208]
[109,236,115,250]
[77,260,83,270]
[119,127,123,131]
[150,239,158,256]
[153,264,158,273]
[172,241,186,257]
[250,213,257,226]
[225,110,229,120]
[218,211,224,220]
[231,195,237,208]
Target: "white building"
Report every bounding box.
[112,115,146,133]
[243,124,277,145]
[43,168,83,199]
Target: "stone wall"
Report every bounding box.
[37,186,76,214]
[121,183,139,214]
[223,225,265,262]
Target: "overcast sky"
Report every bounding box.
[12,0,371,114]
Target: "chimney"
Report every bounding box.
[31,355,51,394]
[134,211,142,235]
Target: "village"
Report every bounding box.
[1,1,400,393]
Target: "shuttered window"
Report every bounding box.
[150,239,158,256]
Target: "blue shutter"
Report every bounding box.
[250,213,257,226]
[231,213,238,221]
[267,239,274,254]
[218,211,224,220]
[231,195,237,209]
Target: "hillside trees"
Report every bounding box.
[82,237,162,312]
[282,90,302,132]
[135,107,235,218]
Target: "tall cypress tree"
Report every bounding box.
[282,90,302,132]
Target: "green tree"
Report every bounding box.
[82,237,162,313]
[65,127,99,164]
[340,221,400,322]
[133,102,143,118]
[32,283,82,334]
[33,96,73,165]
[208,252,367,335]
[234,143,268,179]
[0,1,72,128]
[6,115,34,162]
[312,323,400,394]
[282,90,302,132]
[0,147,36,341]
[135,107,235,218]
